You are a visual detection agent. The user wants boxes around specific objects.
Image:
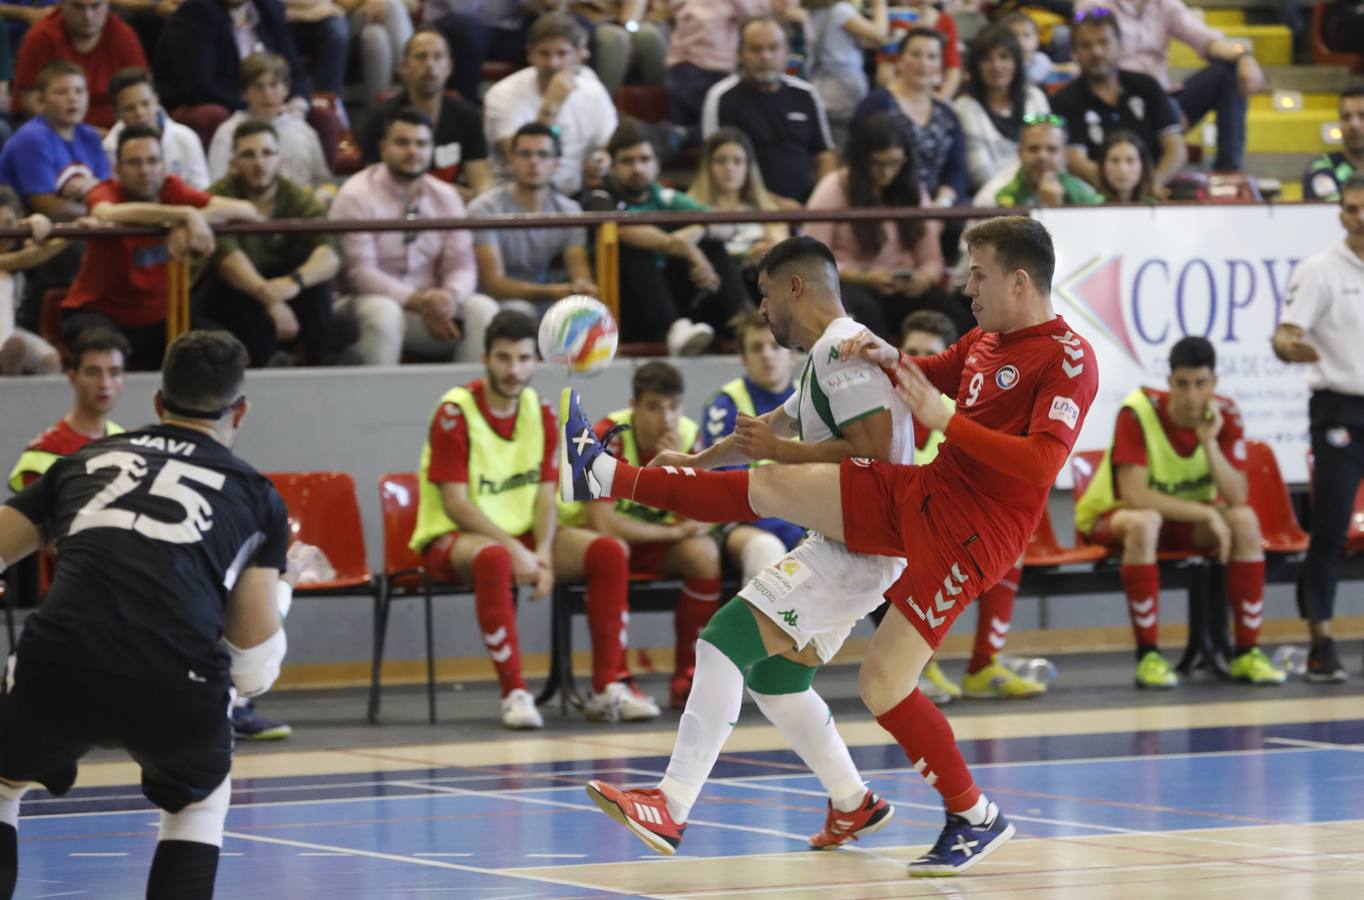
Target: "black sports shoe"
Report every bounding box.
[1306,639,1348,684]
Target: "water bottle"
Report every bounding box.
[998,654,1059,684]
[1273,645,1307,676]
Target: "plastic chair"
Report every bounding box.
[1242,442,1309,554]
[265,472,373,593]
[1023,502,1107,567]
[1311,1,1364,71]
[613,85,670,123]
[1069,449,1208,562]
[372,473,464,725]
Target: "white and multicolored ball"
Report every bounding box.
[538,295,618,376]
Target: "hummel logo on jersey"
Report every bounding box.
[633,802,665,825]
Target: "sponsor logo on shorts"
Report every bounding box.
[778,558,801,578]
[1049,396,1081,430]
[995,365,1019,390]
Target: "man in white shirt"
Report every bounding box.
[1272,172,1364,685]
[102,68,211,190]
[483,11,617,197]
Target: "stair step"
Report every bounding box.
[1188,0,1276,10]
[1249,92,1341,111]
[1168,24,1293,68]
[1168,64,1354,93]
[1243,151,1326,180]
[1198,9,1246,26]
[1196,109,1340,153]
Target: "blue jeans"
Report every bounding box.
[1173,60,1246,171]
[666,62,726,145]
[290,15,350,94]
[433,13,529,102]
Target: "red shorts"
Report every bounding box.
[626,540,674,579]
[839,458,1018,649]
[423,531,536,583]
[1088,511,1197,553]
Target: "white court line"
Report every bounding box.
[411,852,475,858]
[66,852,127,858]
[221,830,667,899]
[523,853,588,859]
[1263,737,1364,753]
[297,852,350,857]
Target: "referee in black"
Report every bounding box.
[1273,172,1364,683]
[0,331,291,899]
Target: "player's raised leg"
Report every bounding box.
[561,387,848,540]
[861,602,1015,876]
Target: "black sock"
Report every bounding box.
[1,822,17,900]
[1136,644,1159,661]
[1235,644,1255,657]
[147,840,219,900]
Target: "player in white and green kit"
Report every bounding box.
[585,237,915,854]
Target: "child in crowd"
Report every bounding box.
[0,185,74,375]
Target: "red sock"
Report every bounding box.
[471,545,525,696]
[611,464,758,523]
[673,577,723,677]
[584,536,630,692]
[875,689,980,813]
[1121,563,1161,652]
[1227,559,1266,652]
[969,565,1020,674]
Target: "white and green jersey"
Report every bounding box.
[782,317,915,466]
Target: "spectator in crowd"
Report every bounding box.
[1001,10,1077,87]
[1322,0,1364,54]
[12,0,147,129]
[357,27,491,198]
[686,127,788,303]
[1074,335,1284,689]
[1272,173,1364,683]
[804,0,887,147]
[153,0,313,124]
[60,124,262,369]
[279,0,349,100]
[579,361,724,709]
[580,119,751,355]
[4,326,125,611]
[953,24,1050,194]
[578,0,667,96]
[853,27,966,211]
[889,307,1044,702]
[411,310,659,728]
[424,0,532,103]
[699,310,804,584]
[666,0,770,145]
[881,0,963,100]
[207,52,333,193]
[201,120,338,366]
[484,12,617,197]
[101,66,210,189]
[329,108,498,365]
[1073,0,1262,174]
[0,60,108,220]
[0,2,58,54]
[990,115,1103,206]
[1096,128,1155,202]
[0,188,66,375]
[1051,9,1184,196]
[804,112,955,340]
[1304,87,1364,202]
[469,122,595,318]
[701,16,837,205]
[336,0,414,103]
[107,0,181,57]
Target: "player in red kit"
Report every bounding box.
[562,218,1099,876]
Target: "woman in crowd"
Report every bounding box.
[687,128,789,303]
[1096,130,1157,203]
[805,112,970,339]
[953,24,1051,193]
[804,0,888,147]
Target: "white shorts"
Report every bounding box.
[738,532,906,663]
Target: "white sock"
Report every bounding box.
[958,793,990,825]
[739,531,786,583]
[591,451,617,497]
[0,780,30,828]
[658,639,744,823]
[749,688,865,812]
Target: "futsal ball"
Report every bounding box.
[538,295,618,376]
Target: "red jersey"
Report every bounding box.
[1110,388,1247,500]
[426,380,557,485]
[12,419,114,488]
[62,176,213,327]
[916,315,1099,549]
[13,10,148,130]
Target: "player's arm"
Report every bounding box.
[1199,403,1248,507]
[529,482,557,600]
[585,501,703,544]
[223,566,286,697]
[0,505,41,568]
[439,482,525,552]
[670,406,797,469]
[740,407,891,463]
[1114,463,1224,524]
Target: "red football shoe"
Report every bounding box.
[585,780,686,855]
[809,790,894,850]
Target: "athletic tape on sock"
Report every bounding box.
[699,598,771,671]
[745,656,817,694]
[223,628,286,697]
[158,778,230,848]
[275,580,293,620]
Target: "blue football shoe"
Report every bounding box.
[907,802,1015,877]
[559,387,615,503]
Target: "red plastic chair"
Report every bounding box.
[1242,442,1309,554]
[372,473,464,724]
[1068,449,1206,562]
[265,472,373,593]
[1023,502,1107,567]
[1304,450,1364,553]
[1311,0,1364,72]
[614,85,671,123]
